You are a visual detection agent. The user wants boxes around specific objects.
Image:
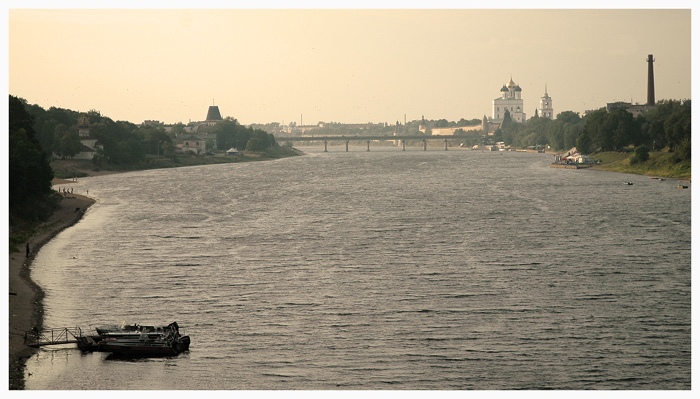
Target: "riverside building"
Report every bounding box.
[492,77,526,123]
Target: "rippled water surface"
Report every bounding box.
[26,147,691,389]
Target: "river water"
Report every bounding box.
[25,147,691,390]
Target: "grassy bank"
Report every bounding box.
[592,150,691,179]
[51,146,300,179]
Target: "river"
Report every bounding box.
[26,147,691,389]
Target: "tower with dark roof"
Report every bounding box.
[206,105,223,122]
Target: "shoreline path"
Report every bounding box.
[8,186,95,390]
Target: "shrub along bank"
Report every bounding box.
[592,150,691,179]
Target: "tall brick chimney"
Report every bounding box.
[647,54,655,106]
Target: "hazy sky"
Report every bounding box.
[8,7,692,126]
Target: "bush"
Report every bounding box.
[633,144,650,163]
[674,139,691,162]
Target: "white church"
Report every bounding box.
[490,77,553,124]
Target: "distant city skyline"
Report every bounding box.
[8,8,692,126]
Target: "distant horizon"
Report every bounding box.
[9,9,692,126]
[12,93,688,128]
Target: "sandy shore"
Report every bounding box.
[8,183,95,390]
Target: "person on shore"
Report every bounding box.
[26,242,30,257]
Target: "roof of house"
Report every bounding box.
[205,106,223,121]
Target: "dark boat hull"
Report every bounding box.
[99,335,190,357]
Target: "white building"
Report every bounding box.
[177,135,206,154]
[538,85,554,119]
[492,77,526,123]
[73,114,102,160]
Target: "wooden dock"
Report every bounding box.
[25,327,84,348]
[550,163,593,170]
[550,163,580,169]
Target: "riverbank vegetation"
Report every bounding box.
[51,146,299,179]
[492,99,690,178]
[493,100,690,154]
[12,96,299,178]
[591,150,691,179]
[9,95,57,240]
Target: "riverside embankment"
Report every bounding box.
[591,150,691,180]
[8,182,95,389]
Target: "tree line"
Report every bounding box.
[8,93,691,226]
[492,99,690,161]
[8,95,283,225]
[211,118,277,153]
[9,95,55,224]
[17,97,280,166]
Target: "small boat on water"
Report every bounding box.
[624,182,634,185]
[79,322,190,357]
[677,185,688,189]
[95,321,141,335]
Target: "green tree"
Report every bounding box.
[246,129,276,152]
[161,141,176,158]
[58,130,83,158]
[647,119,666,150]
[674,138,691,162]
[546,120,564,150]
[28,105,80,155]
[556,111,581,125]
[90,118,144,165]
[576,130,593,154]
[136,125,171,155]
[213,119,242,150]
[434,119,449,128]
[491,128,503,143]
[630,144,650,165]
[500,109,513,130]
[563,123,583,150]
[607,109,638,151]
[580,108,607,152]
[169,123,188,139]
[9,95,55,223]
[664,106,691,152]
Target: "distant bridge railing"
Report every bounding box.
[275,134,466,151]
[275,134,465,142]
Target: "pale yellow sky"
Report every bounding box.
[8,8,693,126]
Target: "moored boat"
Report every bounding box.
[95,321,141,335]
[79,322,190,357]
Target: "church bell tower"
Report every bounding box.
[538,85,554,119]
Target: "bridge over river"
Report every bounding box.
[276,135,465,151]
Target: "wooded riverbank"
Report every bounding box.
[591,150,691,180]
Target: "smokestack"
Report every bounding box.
[647,54,655,106]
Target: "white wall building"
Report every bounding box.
[492,77,526,123]
[538,85,554,119]
[73,114,102,160]
[178,136,206,154]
